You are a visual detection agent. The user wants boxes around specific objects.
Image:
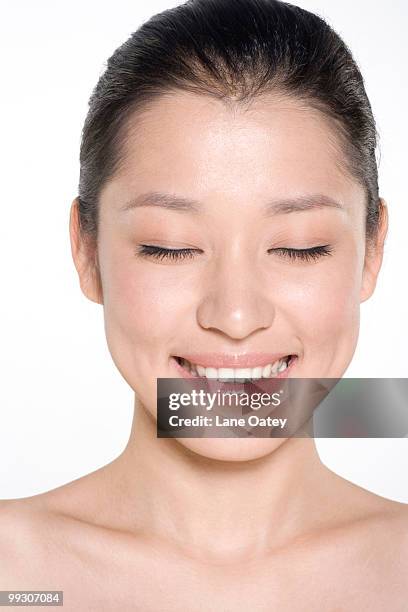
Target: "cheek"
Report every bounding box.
[101,254,190,351]
[281,257,362,343]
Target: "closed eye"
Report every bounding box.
[136,244,333,262]
[136,245,201,260]
[268,245,333,261]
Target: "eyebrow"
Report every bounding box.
[118,191,344,216]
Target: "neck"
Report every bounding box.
[111,396,333,563]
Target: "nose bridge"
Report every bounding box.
[196,248,275,339]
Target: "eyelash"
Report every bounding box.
[136,244,333,262]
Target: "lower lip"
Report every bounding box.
[170,355,298,381]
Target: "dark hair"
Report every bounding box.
[78,0,381,246]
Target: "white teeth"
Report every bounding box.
[252,366,263,380]
[271,361,280,375]
[177,356,292,380]
[235,368,252,378]
[218,368,235,379]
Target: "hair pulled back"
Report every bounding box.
[78,0,381,245]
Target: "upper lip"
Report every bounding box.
[174,352,295,368]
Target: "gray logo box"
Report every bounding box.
[157,378,408,438]
[0,592,63,606]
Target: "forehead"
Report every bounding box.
[103,90,362,212]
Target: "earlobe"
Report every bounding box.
[69,197,103,305]
[360,198,388,303]
[360,269,376,303]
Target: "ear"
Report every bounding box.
[360,198,388,303]
[69,197,103,305]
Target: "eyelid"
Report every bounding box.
[269,245,333,261]
[136,244,333,262]
[137,244,202,261]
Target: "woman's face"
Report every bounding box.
[71,91,386,461]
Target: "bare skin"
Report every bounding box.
[1,438,407,611]
[1,92,407,610]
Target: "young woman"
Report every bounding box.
[1,0,407,609]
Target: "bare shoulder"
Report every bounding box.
[354,500,408,600]
[370,498,408,553]
[0,497,46,545]
[335,470,408,533]
[0,487,101,589]
[321,473,408,579]
[0,464,125,587]
[0,497,49,586]
[381,499,408,553]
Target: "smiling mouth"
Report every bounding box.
[172,355,297,382]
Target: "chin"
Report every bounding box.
[175,436,288,463]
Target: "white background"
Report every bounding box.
[0,0,407,501]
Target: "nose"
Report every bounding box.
[196,255,275,340]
